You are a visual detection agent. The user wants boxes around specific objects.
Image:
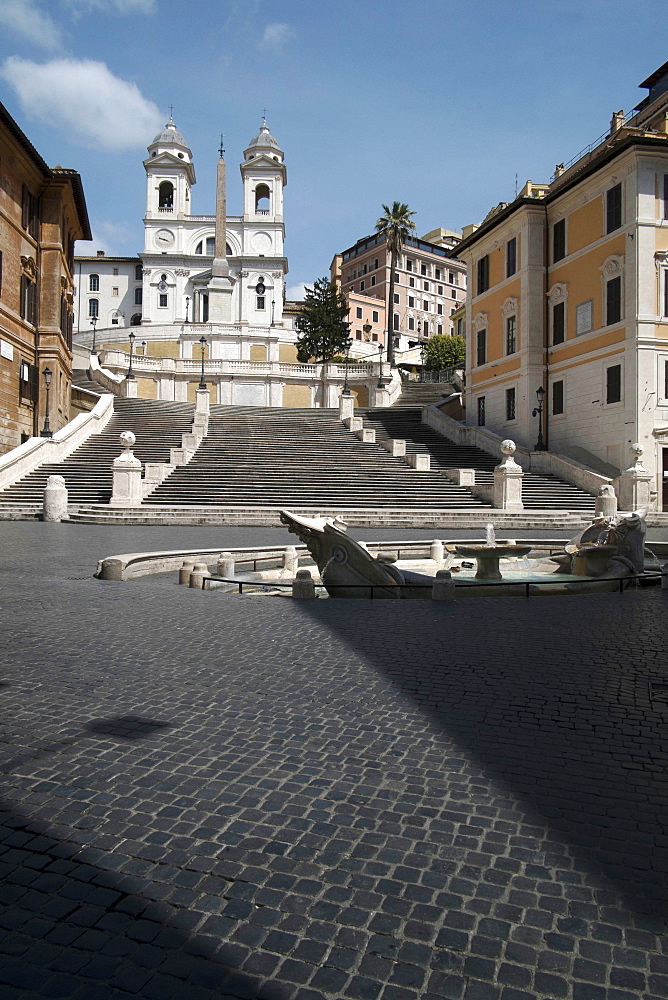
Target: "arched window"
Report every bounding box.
[89,273,99,291]
[134,264,142,281]
[206,237,215,255]
[255,184,270,213]
[130,314,142,326]
[195,241,203,254]
[88,298,99,318]
[158,181,174,209]
[110,311,122,326]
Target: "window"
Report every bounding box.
[21,185,39,238]
[423,281,429,291]
[435,268,441,280]
[408,317,415,331]
[421,264,427,276]
[159,293,168,307]
[409,276,415,288]
[449,271,456,285]
[606,364,622,404]
[476,328,487,366]
[423,321,429,336]
[408,296,415,308]
[394,274,400,285]
[20,276,37,325]
[406,259,413,272]
[113,267,119,276]
[206,237,215,255]
[506,387,516,421]
[477,255,489,294]
[438,285,443,294]
[89,274,99,291]
[506,237,517,277]
[477,396,486,426]
[606,275,622,325]
[394,293,399,304]
[370,275,376,287]
[553,219,566,262]
[606,184,622,233]
[135,264,143,281]
[356,307,363,319]
[355,331,362,340]
[423,299,429,311]
[372,310,379,323]
[158,181,174,209]
[553,301,565,344]
[437,324,443,335]
[437,303,443,315]
[111,316,119,325]
[506,315,516,354]
[451,289,457,298]
[257,296,265,309]
[255,183,271,213]
[112,287,119,297]
[134,288,143,305]
[393,313,399,330]
[552,380,564,415]
[360,280,365,291]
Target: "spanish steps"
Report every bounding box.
[0,391,595,518]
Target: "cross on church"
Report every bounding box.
[168,104,174,119]
[219,133,225,158]
[262,108,268,125]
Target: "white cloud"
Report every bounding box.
[0,0,63,49]
[63,0,156,14]
[260,22,294,49]
[0,57,162,152]
[83,220,135,256]
[286,282,310,301]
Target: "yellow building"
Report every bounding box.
[454,62,668,509]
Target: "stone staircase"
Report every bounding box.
[359,408,596,512]
[71,368,104,395]
[142,406,490,511]
[0,399,195,514]
[395,380,459,407]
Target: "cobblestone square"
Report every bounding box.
[0,522,667,999]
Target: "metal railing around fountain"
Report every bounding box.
[202,571,662,597]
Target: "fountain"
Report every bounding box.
[279,508,651,599]
[453,521,532,582]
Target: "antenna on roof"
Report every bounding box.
[514,173,518,198]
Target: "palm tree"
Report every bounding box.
[375,202,416,366]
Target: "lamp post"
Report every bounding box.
[342,337,353,396]
[420,341,426,382]
[532,385,546,451]
[141,341,147,356]
[41,367,52,437]
[271,299,275,327]
[185,296,190,324]
[126,332,136,379]
[198,336,207,390]
[90,315,98,355]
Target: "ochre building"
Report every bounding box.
[0,103,91,455]
[454,62,668,509]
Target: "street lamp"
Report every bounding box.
[532,385,546,451]
[271,299,275,327]
[419,341,426,382]
[126,332,136,379]
[342,337,353,396]
[141,341,147,355]
[185,296,190,324]
[90,315,98,355]
[40,367,52,437]
[198,336,207,390]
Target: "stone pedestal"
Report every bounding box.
[595,484,618,518]
[292,569,316,599]
[122,378,137,398]
[43,475,68,522]
[373,386,391,408]
[407,453,430,470]
[283,546,299,575]
[339,394,355,421]
[614,443,653,511]
[217,552,235,578]
[355,428,376,443]
[193,388,210,436]
[381,439,406,457]
[493,439,524,511]
[110,432,143,507]
[451,468,476,486]
[432,570,455,602]
[430,540,444,564]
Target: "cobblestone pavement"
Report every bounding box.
[0,522,667,1000]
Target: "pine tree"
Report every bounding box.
[295,277,351,363]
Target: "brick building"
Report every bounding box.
[0,103,91,455]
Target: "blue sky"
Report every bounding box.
[0,0,665,297]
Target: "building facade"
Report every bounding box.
[0,103,90,455]
[73,119,320,405]
[454,62,668,508]
[331,231,466,354]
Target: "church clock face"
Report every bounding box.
[155,229,175,249]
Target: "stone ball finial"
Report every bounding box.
[500,439,516,456]
[631,442,643,458]
[120,431,136,449]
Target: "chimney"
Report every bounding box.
[610,110,625,134]
[96,250,105,256]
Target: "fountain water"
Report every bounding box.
[485,523,496,547]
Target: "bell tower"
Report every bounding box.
[240,119,287,224]
[143,118,196,222]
